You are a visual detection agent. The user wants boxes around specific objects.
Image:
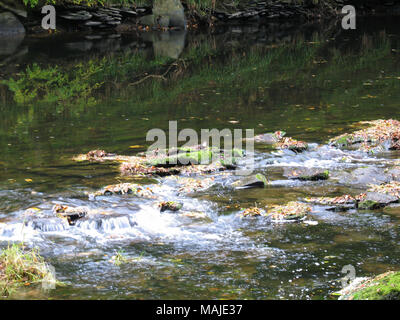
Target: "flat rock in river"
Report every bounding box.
[358,192,399,210]
[284,167,329,181]
[231,173,268,188]
[332,167,391,187]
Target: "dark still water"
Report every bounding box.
[0,16,400,299]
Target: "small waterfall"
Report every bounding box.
[76,215,137,233]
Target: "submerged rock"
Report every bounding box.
[240,201,311,222]
[304,194,361,212]
[337,271,400,300]
[231,173,268,189]
[180,211,208,220]
[165,176,215,194]
[284,167,329,181]
[333,167,391,187]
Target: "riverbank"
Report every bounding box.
[2,0,400,36]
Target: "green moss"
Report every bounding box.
[334,135,351,146]
[255,173,268,186]
[358,200,382,210]
[297,170,329,181]
[147,150,214,167]
[352,272,400,300]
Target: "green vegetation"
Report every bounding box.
[110,250,145,265]
[111,250,129,266]
[2,62,103,105]
[1,53,172,105]
[348,271,400,300]
[0,243,57,297]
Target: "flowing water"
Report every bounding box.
[0,16,400,299]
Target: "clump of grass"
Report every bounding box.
[110,250,129,266]
[110,249,145,266]
[0,243,55,297]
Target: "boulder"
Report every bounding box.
[231,173,268,189]
[0,12,25,36]
[152,0,186,29]
[139,14,156,27]
[284,167,329,181]
[358,192,399,210]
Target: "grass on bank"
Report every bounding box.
[0,243,57,297]
[344,271,400,300]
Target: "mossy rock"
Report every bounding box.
[358,192,399,210]
[146,148,241,168]
[358,200,382,210]
[146,150,215,167]
[285,168,329,181]
[158,201,183,212]
[231,173,268,189]
[332,135,353,147]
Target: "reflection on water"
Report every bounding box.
[0,16,400,299]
